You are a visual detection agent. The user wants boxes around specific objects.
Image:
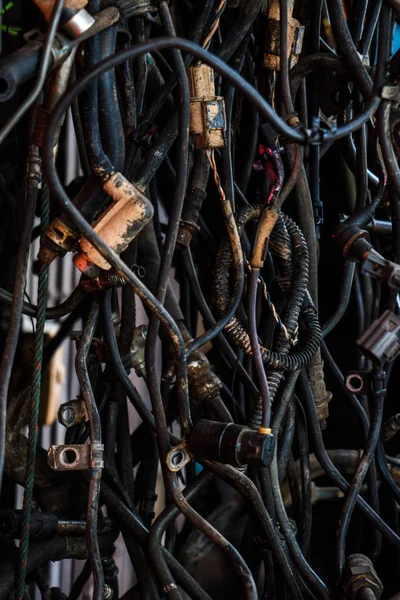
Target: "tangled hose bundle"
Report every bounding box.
[0,0,400,599]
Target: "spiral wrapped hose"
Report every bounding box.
[214,205,321,377]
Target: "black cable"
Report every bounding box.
[0,146,40,497]
[322,262,356,337]
[298,370,400,549]
[336,367,385,582]
[0,0,64,144]
[41,37,382,154]
[75,299,104,600]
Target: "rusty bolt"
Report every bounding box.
[343,554,383,599]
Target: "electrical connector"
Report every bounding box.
[189,419,275,468]
[74,173,153,276]
[334,218,400,291]
[187,64,226,149]
[263,0,304,71]
[357,310,400,366]
[361,248,400,290]
[80,270,127,292]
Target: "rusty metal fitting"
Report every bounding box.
[130,325,147,378]
[361,248,400,291]
[343,554,383,599]
[307,354,332,427]
[263,0,304,71]
[39,217,80,265]
[62,8,95,38]
[187,64,226,149]
[33,107,52,149]
[389,463,400,485]
[287,113,301,128]
[58,399,88,428]
[80,269,127,292]
[103,585,114,600]
[179,326,224,408]
[48,443,104,471]
[313,393,332,428]
[189,420,275,468]
[345,371,371,395]
[382,413,400,442]
[339,228,370,261]
[74,173,153,274]
[166,444,192,472]
[187,349,223,406]
[31,0,95,38]
[176,219,201,249]
[258,427,272,435]
[0,512,112,539]
[27,146,42,184]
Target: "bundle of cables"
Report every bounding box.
[1,0,400,598]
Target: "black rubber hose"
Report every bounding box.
[336,368,385,581]
[376,441,400,504]
[75,299,104,600]
[145,0,191,438]
[181,248,259,399]
[0,146,40,497]
[322,262,356,337]
[298,370,400,550]
[277,400,296,483]
[248,266,272,428]
[326,0,373,98]
[0,538,66,600]
[360,0,383,55]
[97,24,125,172]
[269,408,330,599]
[40,36,381,157]
[148,471,213,598]
[296,402,312,558]
[0,284,86,320]
[217,0,262,63]
[81,0,113,177]
[102,290,180,441]
[100,480,213,600]
[204,460,304,600]
[289,53,343,102]
[377,101,400,198]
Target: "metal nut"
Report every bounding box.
[344,554,383,599]
[58,399,88,428]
